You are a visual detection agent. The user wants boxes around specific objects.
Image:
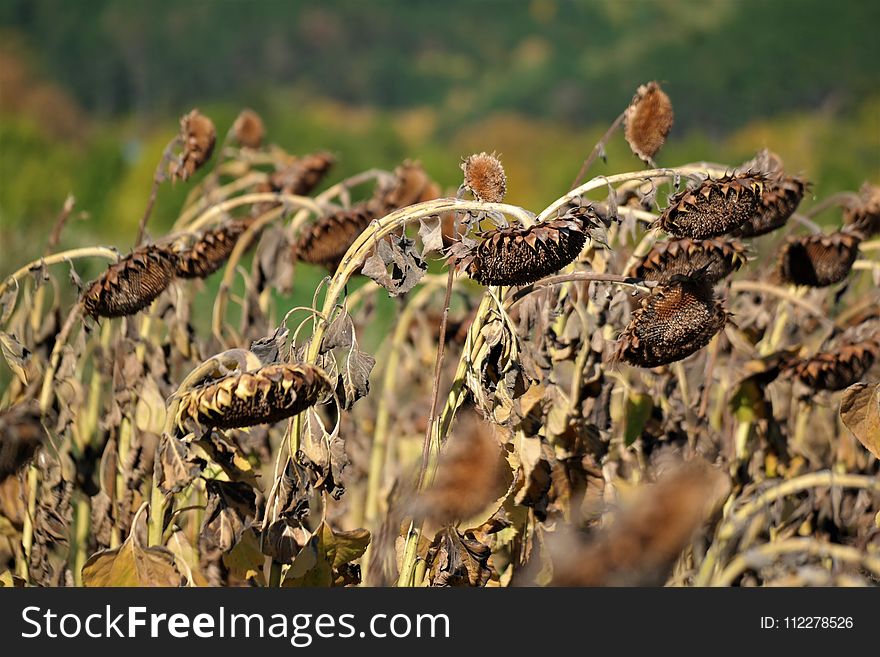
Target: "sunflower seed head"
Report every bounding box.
[174,363,332,433]
[629,238,748,284]
[82,246,178,318]
[613,275,728,368]
[843,182,880,238]
[461,152,507,203]
[775,231,861,287]
[460,208,596,286]
[735,175,809,238]
[169,109,216,182]
[175,219,251,279]
[659,173,765,239]
[232,108,265,149]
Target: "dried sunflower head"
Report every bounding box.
[292,205,377,271]
[787,340,879,391]
[82,246,178,318]
[169,109,216,182]
[628,238,748,284]
[659,173,765,239]
[232,108,265,149]
[455,206,597,286]
[613,274,729,368]
[269,152,335,196]
[174,363,332,433]
[174,219,252,278]
[624,81,674,164]
[735,176,809,238]
[775,231,861,287]
[375,160,435,209]
[843,182,880,238]
[461,152,506,203]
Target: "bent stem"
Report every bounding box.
[569,110,626,190]
[712,538,880,587]
[0,247,120,301]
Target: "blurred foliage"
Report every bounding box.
[1,0,878,285]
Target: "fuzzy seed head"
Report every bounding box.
[624,81,674,164]
[232,108,265,149]
[659,173,764,239]
[174,363,332,433]
[775,231,861,287]
[461,152,507,203]
[613,275,728,368]
[269,152,335,196]
[169,109,216,182]
[82,246,178,318]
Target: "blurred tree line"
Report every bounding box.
[1,0,878,275]
[2,0,878,130]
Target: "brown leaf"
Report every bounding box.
[199,480,257,558]
[155,434,200,494]
[82,506,184,587]
[427,527,495,587]
[0,332,30,386]
[840,382,880,458]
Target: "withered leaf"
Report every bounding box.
[298,408,348,499]
[155,434,200,494]
[261,518,311,563]
[267,458,313,523]
[223,528,265,584]
[336,334,376,410]
[840,382,880,459]
[283,522,370,587]
[200,480,257,557]
[134,376,167,435]
[321,311,354,353]
[361,234,427,297]
[0,282,17,324]
[427,527,495,587]
[0,332,30,386]
[418,216,444,254]
[82,507,184,587]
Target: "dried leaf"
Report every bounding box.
[82,507,184,587]
[840,382,880,458]
[337,335,376,410]
[418,217,444,254]
[199,480,257,558]
[155,434,200,494]
[0,332,30,386]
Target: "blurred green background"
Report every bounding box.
[1,0,878,277]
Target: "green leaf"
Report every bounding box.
[624,392,653,446]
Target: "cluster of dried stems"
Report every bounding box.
[1,87,878,590]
